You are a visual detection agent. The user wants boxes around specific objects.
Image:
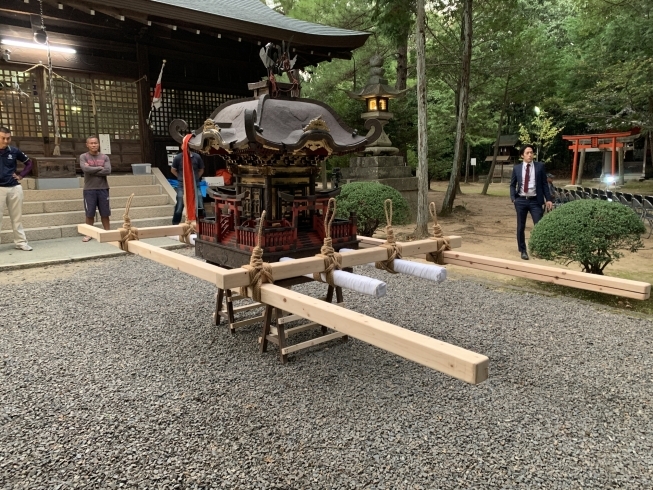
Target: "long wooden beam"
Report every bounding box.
[257,284,489,384]
[442,251,650,300]
[78,224,188,242]
[218,236,462,290]
[358,236,650,299]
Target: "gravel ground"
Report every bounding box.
[1,250,652,489]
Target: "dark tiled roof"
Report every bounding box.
[158,0,365,38]
[101,0,369,49]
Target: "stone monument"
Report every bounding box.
[342,55,419,217]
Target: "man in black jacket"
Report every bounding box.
[510,144,553,260]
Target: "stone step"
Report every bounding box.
[3,205,174,230]
[21,174,157,190]
[23,185,163,202]
[0,217,174,244]
[106,175,157,187]
[22,194,172,214]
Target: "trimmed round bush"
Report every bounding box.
[335,182,409,237]
[529,199,645,274]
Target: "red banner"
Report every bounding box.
[181,133,196,222]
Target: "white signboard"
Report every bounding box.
[99,134,111,154]
[204,176,225,187]
[470,157,477,166]
[166,145,179,166]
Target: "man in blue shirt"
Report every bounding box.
[171,149,204,225]
[0,127,34,251]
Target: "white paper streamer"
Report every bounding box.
[279,257,386,297]
[340,248,447,283]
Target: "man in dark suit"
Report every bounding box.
[510,144,553,260]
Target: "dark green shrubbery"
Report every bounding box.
[529,199,645,274]
[335,182,409,237]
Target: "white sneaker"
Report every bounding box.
[15,243,33,251]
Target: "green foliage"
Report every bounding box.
[518,109,564,163]
[529,200,645,275]
[335,182,409,236]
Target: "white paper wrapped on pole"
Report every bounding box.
[341,248,447,283]
[279,257,386,297]
[168,234,196,245]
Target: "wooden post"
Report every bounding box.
[35,66,53,156]
[265,174,273,219]
[321,161,327,189]
[136,43,155,166]
[618,145,625,185]
[611,137,617,176]
[577,149,586,185]
[642,131,649,180]
[571,141,579,185]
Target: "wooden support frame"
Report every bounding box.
[78,223,487,383]
[259,285,348,363]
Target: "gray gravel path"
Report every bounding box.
[1,250,652,489]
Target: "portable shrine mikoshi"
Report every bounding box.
[77,43,650,385]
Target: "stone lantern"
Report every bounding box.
[341,55,418,218]
[348,54,406,155]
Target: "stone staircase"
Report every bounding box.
[1,174,175,244]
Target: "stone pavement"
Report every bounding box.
[0,235,188,272]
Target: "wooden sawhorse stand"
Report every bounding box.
[259,284,348,363]
[214,288,265,334]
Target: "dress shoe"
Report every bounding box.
[521,251,529,260]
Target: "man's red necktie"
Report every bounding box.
[524,164,530,194]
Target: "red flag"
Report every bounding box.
[181,134,196,222]
[152,59,166,110]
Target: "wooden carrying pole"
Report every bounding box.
[257,284,488,384]
[358,236,650,300]
[76,225,487,383]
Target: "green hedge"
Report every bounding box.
[529,199,645,274]
[335,182,409,237]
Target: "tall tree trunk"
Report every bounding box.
[641,131,648,179]
[441,0,473,214]
[414,0,429,238]
[481,73,510,195]
[464,140,470,183]
[396,42,408,91]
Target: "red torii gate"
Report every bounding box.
[562,132,631,185]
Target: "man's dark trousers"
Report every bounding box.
[514,197,543,253]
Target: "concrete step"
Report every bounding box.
[1,217,174,244]
[20,174,157,190]
[3,205,174,230]
[22,194,171,214]
[106,175,157,187]
[23,185,163,202]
